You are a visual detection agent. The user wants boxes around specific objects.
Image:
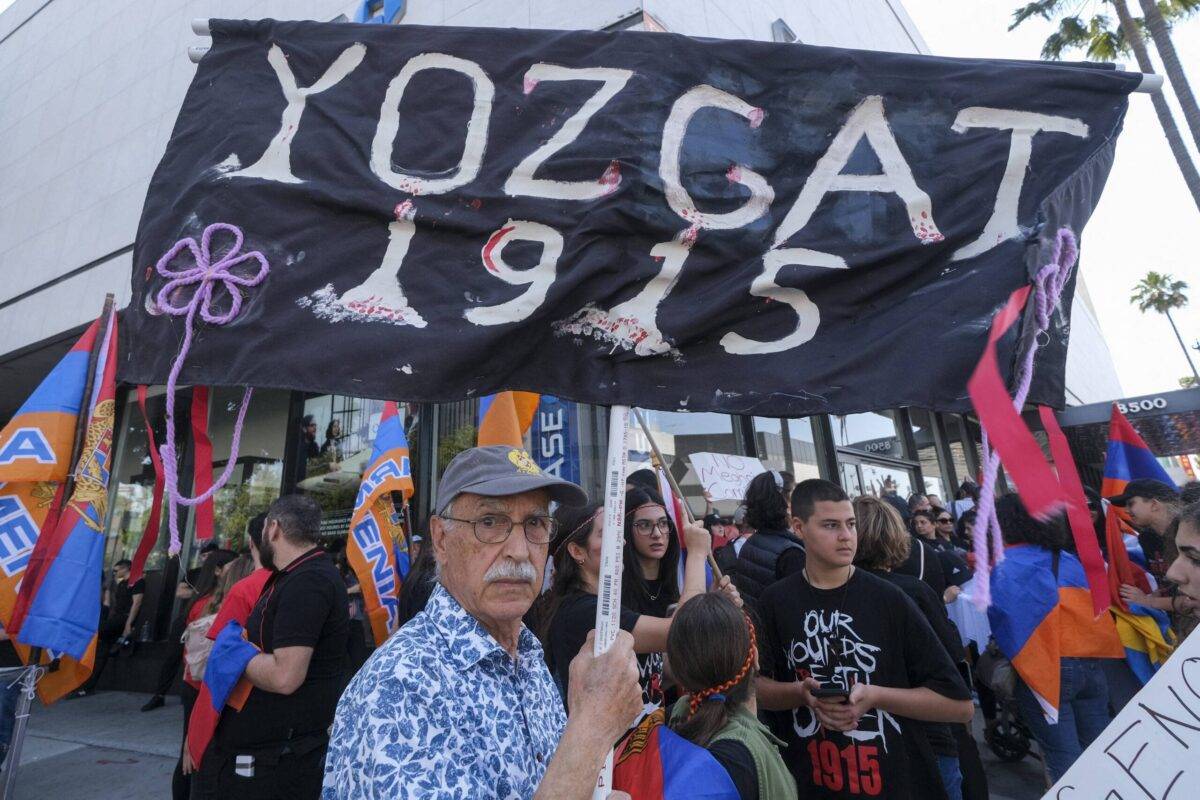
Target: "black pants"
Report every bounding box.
[954,722,988,800]
[190,735,327,800]
[79,615,127,692]
[171,682,199,800]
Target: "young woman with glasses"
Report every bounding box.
[538,489,739,709]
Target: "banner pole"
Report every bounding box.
[631,409,723,581]
[4,294,114,797]
[0,665,40,799]
[592,405,630,800]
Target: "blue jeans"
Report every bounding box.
[1015,657,1112,782]
[0,668,24,768]
[936,754,963,800]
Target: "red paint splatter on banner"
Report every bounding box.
[598,161,621,194]
[523,76,539,94]
[748,108,765,129]
[482,225,516,274]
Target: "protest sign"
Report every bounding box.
[123,20,1137,416]
[1047,632,1200,799]
[688,452,766,502]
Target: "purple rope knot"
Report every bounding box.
[970,227,1078,610]
[154,223,270,555]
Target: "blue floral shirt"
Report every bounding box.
[321,584,567,799]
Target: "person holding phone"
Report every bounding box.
[754,480,974,800]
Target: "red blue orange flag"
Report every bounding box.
[0,315,111,701]
[988,545,1123,723]
[348,402,414,646]
[187,619,258,768]
[9,310,116,662]
[1101,404,1176,501]
[477,391,539,448]
[613,710,739,800]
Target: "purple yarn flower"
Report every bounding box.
[154,223,269,555]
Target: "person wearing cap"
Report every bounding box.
[1110,480,1199,622]
[322,446,644,800]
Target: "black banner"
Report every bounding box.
[121,19,1136,416]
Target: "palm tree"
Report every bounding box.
[1010,0,1200,211]
[1131,271,1200,382]
[1137,0,1200,154]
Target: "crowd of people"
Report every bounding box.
[70,444,1200,799]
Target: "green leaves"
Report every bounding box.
[1131,270,1190,313]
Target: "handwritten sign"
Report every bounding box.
[1047,631,1200,799]
[688,452,766,502]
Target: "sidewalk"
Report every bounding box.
[3,690,1046,799]
[7,691,179,800]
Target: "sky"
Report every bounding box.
[904,0,1200,398]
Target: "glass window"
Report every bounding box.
[831,411,903,458]
[859,462,914,501]
[626,411,737,517]
[752,417,821,482]
[908,409,949,501]
[299,394,418,535]
[208,387,288,550]
[105,387,175,573]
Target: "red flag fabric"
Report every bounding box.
[1105,505,1152,611]
[1039,405,1109,617]
[191,387,214,540]
[129,386,165,585]
[967,285,1064,518]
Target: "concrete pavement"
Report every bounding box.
[2,690,1046,799]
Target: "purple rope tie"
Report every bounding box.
[971,227,1078,610]
[155,223,270,555]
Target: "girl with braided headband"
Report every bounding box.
[666,593,797,800]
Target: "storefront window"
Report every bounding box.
[752,417,820,482]
[627,411,737,516]
[299,394,418,536]
[908,409,949,501]
[831,411,904,459]
[105,387,177,572]
[208,387,288,550]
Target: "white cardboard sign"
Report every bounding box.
[688,452,766,502]
[1046,631,1200,799]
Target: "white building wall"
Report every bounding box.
[0,0,1120,404]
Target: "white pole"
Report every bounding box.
[1135,72,1164,93]
[592,405,630,800]
[0,665,40,800]
[191,18,210,36]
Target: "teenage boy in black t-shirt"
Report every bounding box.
[192,494,348,800]
[755,480,973,800]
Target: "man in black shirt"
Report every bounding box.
[755,480,973,800]
[192,494,348,800]
[76,559,144,696]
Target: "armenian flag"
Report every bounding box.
[9,310,116,661]
[988,544,1124,723]
[613,709,739,800]
[347,402,414,646]
[0,314,112,701]
[1103,505,1174,682]
[477,391,539,448]
[187,619,258,768]
[1101,404,1176,501]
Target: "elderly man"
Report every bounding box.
[322,446,643,799]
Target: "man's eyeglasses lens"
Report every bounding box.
[466,514,557,544]
[634,518,671,536]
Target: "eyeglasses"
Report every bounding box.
[633,518,671,536]
[440,514,558,545]
[936,517,953,524]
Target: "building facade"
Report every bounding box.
[0,0,1126,669]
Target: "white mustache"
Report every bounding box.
[484,560,537,585]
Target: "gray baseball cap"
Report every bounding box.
[436,445,588,514]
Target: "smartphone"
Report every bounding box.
[811,685,848,700]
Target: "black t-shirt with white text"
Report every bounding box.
[758,569,969,800]
[546,591,665,707]
[216,548,349,748]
